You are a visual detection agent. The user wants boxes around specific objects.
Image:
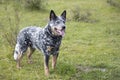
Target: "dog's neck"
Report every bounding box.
[44,24,62,40]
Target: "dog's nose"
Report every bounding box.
[62,26,66,29]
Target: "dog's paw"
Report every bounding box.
[17,66,22,69]
[45,72,49,76]
[45,68,50,76]
[28,60,33,64]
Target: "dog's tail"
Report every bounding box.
[14,51,18,60]
[13,44,20,60]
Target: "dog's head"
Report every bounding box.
[48,10,66,37]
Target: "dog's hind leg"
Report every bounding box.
[52,53,59,69]
[27,47,35,64]
[16,52,23,69]
[14,49,24,69]
[14,44,27,69]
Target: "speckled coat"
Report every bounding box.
[13,10,66,75]
[15,25,62,56]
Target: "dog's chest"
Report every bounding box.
[40,34,62,54]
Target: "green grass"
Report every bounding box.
[0,0,120,80]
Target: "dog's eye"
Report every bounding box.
[63,21,65,23]
[56,21,60,24]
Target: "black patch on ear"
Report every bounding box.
[50,10,57,21]
[61,10,66,21]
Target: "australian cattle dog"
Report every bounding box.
[13,10,66,76]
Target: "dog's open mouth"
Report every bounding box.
[55,28,65,36]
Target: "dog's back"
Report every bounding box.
[14,27,43,60]
[17,26,43,46]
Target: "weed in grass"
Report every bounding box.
[107,0,120,8]
[1,5,20,48]
[21,0,46,10]
[71,6,98,23]
[110,67,120,80]
[105,27,120,36]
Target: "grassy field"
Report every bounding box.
[0,0,120,80]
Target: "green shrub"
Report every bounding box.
[107,0,120,8]
[22,0,46,10]
[71,6,97,23]
[2,6,20,48]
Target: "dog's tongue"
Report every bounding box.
[58,30,65,37]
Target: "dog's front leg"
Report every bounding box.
[52,54,59,69]
[44,55,50,76]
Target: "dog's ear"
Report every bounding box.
[50,10,57,21]
[61,10,66,21]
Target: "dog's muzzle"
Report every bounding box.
[55,26,66,37]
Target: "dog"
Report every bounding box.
[13,10,66,76]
